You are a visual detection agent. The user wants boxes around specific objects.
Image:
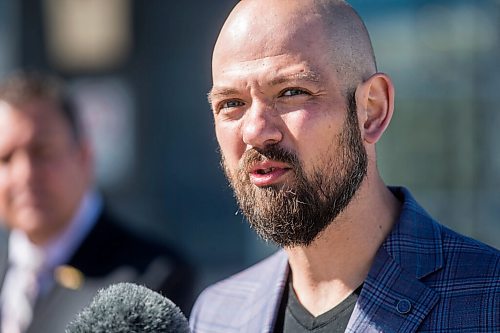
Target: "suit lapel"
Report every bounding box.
[26,211,141,333]
[230,251,289,333]
[27,264,138,333]
[346,247,439,332]
[66,210,110,274]
[0,229,8,331]
[0,229,9,288]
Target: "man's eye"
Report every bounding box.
[220,100,244,109]
[33,147,57,161]
[0,154,11,165]
[281,88,308,97]
[214,99,246,118]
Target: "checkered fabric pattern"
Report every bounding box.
[190,187,500,332]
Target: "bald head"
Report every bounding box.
[213,0,376,94]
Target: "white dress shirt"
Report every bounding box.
[0,190,103,333]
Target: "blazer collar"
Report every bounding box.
[383,187,443,279]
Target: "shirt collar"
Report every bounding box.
[9,190,103,273]
[8,230,45,271]
[42,190,103,272]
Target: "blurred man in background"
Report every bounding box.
[189,0,499,332]
[0,71,193,333]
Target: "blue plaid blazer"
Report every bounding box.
[190,188,500,332]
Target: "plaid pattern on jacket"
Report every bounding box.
[190,187,500,332]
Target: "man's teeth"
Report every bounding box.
[258,167,275,175]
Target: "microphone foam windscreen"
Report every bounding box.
[66,282,190,333]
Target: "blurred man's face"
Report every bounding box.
[0,99,91,245]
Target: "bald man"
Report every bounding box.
[189,0,500,332]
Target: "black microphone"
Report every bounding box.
[66,282,190,333]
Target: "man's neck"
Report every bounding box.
[285,177,401,316]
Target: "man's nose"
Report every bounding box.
[11,152,37,186]
[241,100,283,150]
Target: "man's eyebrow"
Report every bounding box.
[207,87,240,105]
[207,71,321,104]
[269,71,321,86]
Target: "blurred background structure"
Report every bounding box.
[0,0,498,298]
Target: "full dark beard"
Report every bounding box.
[222,92,368,247]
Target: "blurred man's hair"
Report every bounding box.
[0,71,82,142]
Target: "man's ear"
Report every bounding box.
[355,73,394,144]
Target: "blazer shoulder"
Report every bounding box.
[438,224,499,279]
[69,209,195,313]
[441,223,499,255]
[83,209,185,261]
[190,251,288,332]
[203,250,287,293]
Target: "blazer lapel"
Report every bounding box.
[346,247,439,332]
[226,251,289,333]
[0,229,8,331]
[0,229,9,288]
[27,265,138,333]
[346,187,444,332]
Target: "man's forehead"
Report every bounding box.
[212,21,333,88]
[213,1,328,64]
[0,99,67,130]
[213,0,375,94]
[211,70,321,92]
[213,62,327,87]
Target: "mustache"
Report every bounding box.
[240,145,300,169]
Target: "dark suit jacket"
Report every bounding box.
[0,209,194,333]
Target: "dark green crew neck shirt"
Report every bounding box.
[273,283,362,333]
